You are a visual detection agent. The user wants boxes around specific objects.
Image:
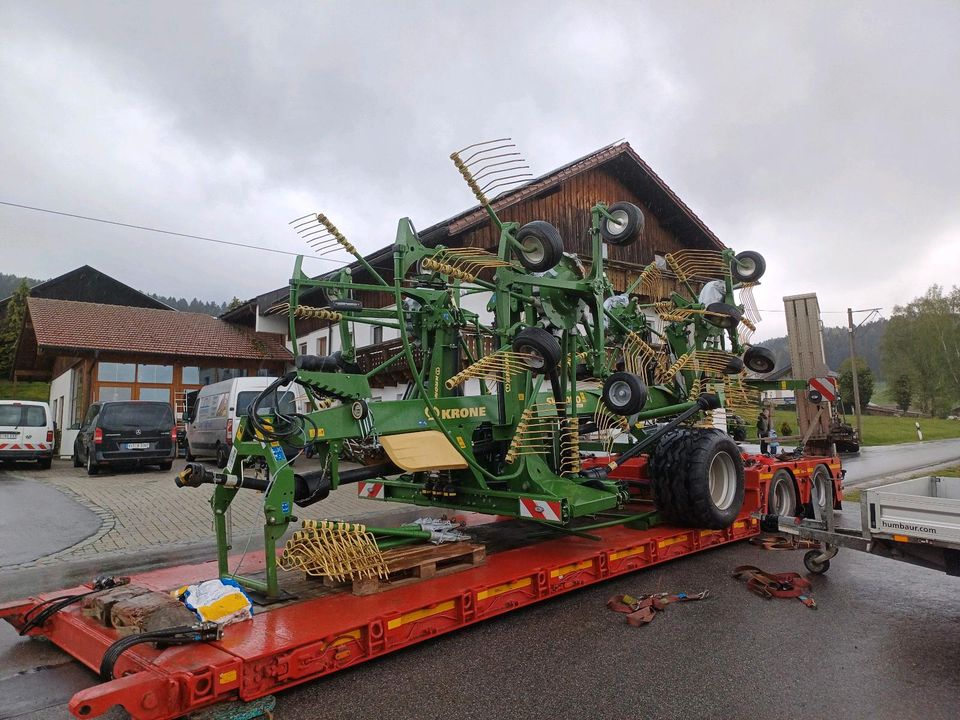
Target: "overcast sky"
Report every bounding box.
[1,1,957,340]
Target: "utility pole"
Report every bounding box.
[846,308,863,441]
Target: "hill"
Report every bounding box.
[758,318,887,378]
[0,272,229,315]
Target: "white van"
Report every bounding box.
[184,377,298,467]
[0,400,55,469]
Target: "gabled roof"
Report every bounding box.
[26,297,290,362]
[418,141,723,249]
[0,265,174,311]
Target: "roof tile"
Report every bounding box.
[27,297,291,362]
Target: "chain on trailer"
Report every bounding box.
[175,139,778,599]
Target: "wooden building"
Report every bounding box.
[13,297,290,430]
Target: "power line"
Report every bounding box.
[0,200,347,263]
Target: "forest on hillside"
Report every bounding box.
[758,319,887,378]
[0,272,230,315]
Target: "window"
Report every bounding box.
[0,405,23,425]
[372,326,383,345]
[317,337,328,356]
[82,405,99,428]
[236,391,296,416]
[182,366,200,384]
[299,342,308,355]
[100,403,174,430]
[22,406,47,426]
[97,362,135,382]
[99,386,132,402]
[138,387,171,403]
[137,364,173,384]
[198,367,248,385]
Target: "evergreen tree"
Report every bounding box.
[893,374,913,412]
[0,280,30,378]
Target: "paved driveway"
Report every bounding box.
[0,458,401,571]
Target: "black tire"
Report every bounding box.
[803,549,830,574]
[37,457,52,470]
[648,428,745,529]
[512,327,562,372]
[350,400,369,421]
[72,448,81,468]
[600,202,644,246]
[515,221,563,272]
[731,251,766,283]
[743,346,776,374]
[724,356,745,375]
[811,464,833,514]
[215,443,229,469]
[767,469,798,516]
[705,302,742,330]
[332,350,362,375]
[602,372,648,416]
[159,461,173,471]
[808,389,823,404]
[86,452,99,476]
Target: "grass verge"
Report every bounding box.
[0,380,50,402]
[746,409,960,447]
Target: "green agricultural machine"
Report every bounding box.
[177,140,776,598]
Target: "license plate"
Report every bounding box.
[0,432,17,439]
[125,442,150,450]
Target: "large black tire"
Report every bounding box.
[512,327,561,372]
[86,451,99,476]
[724,356,745,375]
[602,372,648,416]
[731,251,766,283]
[705,302,742,330]
[515,221,563,272]
[767,469,798,516]
[215,442,229,469]
[811,464,833,514]
[649,428,745,529]
[600,202,644,246]
[743,346,776,374]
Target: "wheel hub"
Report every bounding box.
[708,452,737,511]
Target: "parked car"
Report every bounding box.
[73,401,176,475]
[0,400,55,469]
[184,377,298,467]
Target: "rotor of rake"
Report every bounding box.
[290,212,360,257]
[279,520,389,582]
[450,138,533,206]
[445,350,539,390]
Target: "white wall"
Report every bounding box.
[49,367,74,430]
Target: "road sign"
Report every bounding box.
[808,376,838,402]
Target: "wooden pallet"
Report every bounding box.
[322,541,486,596]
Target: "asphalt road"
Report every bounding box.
[840,438,960,484]
[1,532,957,719]
[0,471,100,566]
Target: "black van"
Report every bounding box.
[73,401,176,475]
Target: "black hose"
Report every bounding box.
[19,576,129,636]
[99,622,220,680]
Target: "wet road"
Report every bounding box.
[841,438,960,484]
[0,472,100,567]
[1,531,957,719]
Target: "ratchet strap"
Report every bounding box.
[749,535,820,551]
[732,565,817,609]
[607,590,709,626]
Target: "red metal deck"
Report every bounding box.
[0,453,842,720]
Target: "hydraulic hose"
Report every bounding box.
[99,621,221,680]
[19,576,129,636]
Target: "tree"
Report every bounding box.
[839,357,874,409]
[882,285,960,416]
[893,374,912,412]
[227,296,245,311]
[0,280,30,379]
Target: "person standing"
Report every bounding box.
[756,409,770,455]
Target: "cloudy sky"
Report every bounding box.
[1,0,957,339]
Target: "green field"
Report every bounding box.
[0,381,50,402]
[747,408,960,447]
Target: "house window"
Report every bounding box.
[317,337,328,356]
[97,362,135,382]
[99,386,132,402]
[182,366,200,384]
[139,387,171,403]
[372,326,383,345]
[137,364,173,384]
[299,342,308,355]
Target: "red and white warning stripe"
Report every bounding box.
[357,481,385,500]
[809,376,838,402]
[518,497,562,522]
[0,443,47,451]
